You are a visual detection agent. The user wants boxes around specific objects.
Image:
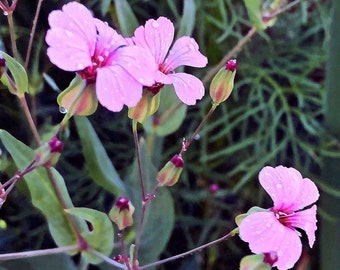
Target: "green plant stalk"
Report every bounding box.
[320,0,340,269]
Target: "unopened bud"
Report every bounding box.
[0,58,5,79]
[0,183,6,208]
[128,91,160,124]
[109,197,135,230]
[239,254,273,270]
[34,136,63,167]
[209,59,237,105]
[157,154,184,186]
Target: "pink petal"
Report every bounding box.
[168,73,205,105]
[162,36,207,72]
[96,66,143,112]
[46,2,96,71]
[259,166,319,213]
[285,205,318,248]
[113,46,157,87]
[94,19,127,52]
[239,211,302,270]
[133,17,174,65]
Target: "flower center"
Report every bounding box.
[275,210,294,226]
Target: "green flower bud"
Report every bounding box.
[128,90,160,124]
[157,154,184,186]
[34,136,63,167]
[240,254,274,270]
[109,197,135,231]
[209,59,237,105]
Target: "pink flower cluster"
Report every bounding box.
[46,2,207,112]
[239,166,319,270]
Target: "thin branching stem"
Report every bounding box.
[0,245,79,261]
[87,248,127,269]
[180,103,218,155]
[24,0,44,69]
[139,230,237,269]
[6,12,18,60]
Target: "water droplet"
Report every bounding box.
[77,63,84,69]
[138,78,144,84]
[59,106,68,114]
[194,134,200,140]
[189,44,195,51]
[117,232,123,238]
[65,30,73,37]
[3,11,8,16]
[152,20,159,28]
[98,55,104,62]
[255,230,261,235]
[266,222,271,228]
[276,183,282,189]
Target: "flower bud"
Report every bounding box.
[109,197,135,230]
[0,58,5,79]
[128,90,160,124]
[34,136,63,167]
[0,182,6,208]
[157,154,184,186]
[209,59,237,105]
[239,254,273,270]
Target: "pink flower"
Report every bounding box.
[239,166,319,270]
[45,2,157,112]
[131,17,208,105]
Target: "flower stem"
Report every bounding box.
[180,103,218,155]
[0,245,79,261]
[132,120,146,199]
[6,12,18,60]
[18,96,42,146]
[139,229,238,269]
[86,248,127,269]
[24,0,44,69]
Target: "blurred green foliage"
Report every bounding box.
[0,0,334,269]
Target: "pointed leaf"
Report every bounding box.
[0,130,87,249]
[0,51,28,97]
[66,207,114,264]
[113,0,138,36]
[74,117,126,196]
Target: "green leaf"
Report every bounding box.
[144,86,187,137]
[0,130,86,249]
[113,0,138,36]
[74,117,126,196]
[177,0,196,38]
[0,51,28,97]
[125,138,175,265]
[66,207,114,264]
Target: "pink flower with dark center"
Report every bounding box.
[131,16,208,105]
[239,166,319,270]
[45,2,157,112]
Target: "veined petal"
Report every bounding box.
[239,211,302,270]
[94,19,127,53]
[163,36,207,72]
[114,46,157,86]
[168,73,205,105]
[259,166,319,213]
[46,2,96,71]
[96,66,143,112]
[133,17,174,65]
[285,205,318,248]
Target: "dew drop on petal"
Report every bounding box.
[3,11,8,16]
[276,183,282,189]
[59,106,68,114]
[138,78,144,84]
[65,30,73,37]
[77,63,84,69]
[98,55,104,62]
